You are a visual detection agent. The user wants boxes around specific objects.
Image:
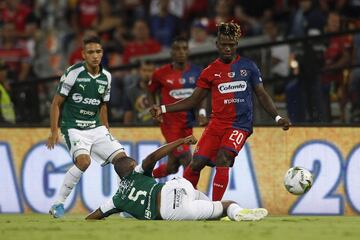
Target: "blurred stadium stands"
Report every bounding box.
[0,0,359,126]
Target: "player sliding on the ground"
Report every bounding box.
[86,135,268,221]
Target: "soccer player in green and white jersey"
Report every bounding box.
[47,35,127,218]
[86,135,268,221]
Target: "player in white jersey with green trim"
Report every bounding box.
[47,35,126,218]
[86,135,268,221]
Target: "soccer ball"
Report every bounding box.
[284,166,313,195]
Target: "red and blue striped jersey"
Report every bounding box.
[148,63,202,128]
[197,56,262,132]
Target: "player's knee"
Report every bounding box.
[216,150,234,167]
[190,157,207,171]
[75,155,91,171]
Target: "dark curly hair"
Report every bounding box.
[217,22,242,42]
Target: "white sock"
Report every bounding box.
[55,165,83,204]
[227,203,243,220]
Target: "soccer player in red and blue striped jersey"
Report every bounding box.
[148,37,208,178]
[150,22,290,201]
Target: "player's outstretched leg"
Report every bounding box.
[49,203,65,218]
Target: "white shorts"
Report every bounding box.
[159,178,223,221]
[62,126,125,165]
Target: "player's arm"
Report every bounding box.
[141,135,197,172]
[86,207,122,220]
[47,94,65,149]
[197,96,209,126]
[150,87,208,119]
[254,83,290,130]
[99,102,109,129]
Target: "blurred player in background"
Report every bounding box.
[151,22,290,201]
[86,135,268,221]
[46,35,127,218]
[148,36,208,178]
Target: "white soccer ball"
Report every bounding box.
[284,166,313,195]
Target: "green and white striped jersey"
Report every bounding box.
[56,62,111,131]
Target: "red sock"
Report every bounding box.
[212,167,229,201]
[183,166,200,188]
[152,164,168,178]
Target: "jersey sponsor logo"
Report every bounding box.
[224,98,245,104]
[98,85,105,94]
[75,119,96,128]
[77,78,91,82]
[96,79,108,85]
[72,93,101,105]
[240,70,248,76]
[228,72,235,78]
[80,109,96,116]
[218,81,247,93]
[169,88,194,99]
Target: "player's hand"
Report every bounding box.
[149,105,163,122]
[277,117,291,131]
[183,135,197,145]
[47,131,59,149]
[198,115,208,126]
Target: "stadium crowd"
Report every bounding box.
[0,0,359,124]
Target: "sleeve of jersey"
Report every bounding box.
[147,71,161,93]
[249,61,263,87]
[57,73,73,97]
[196,70,211,89]
[103,72,111,102]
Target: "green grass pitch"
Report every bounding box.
[0,214,359,240]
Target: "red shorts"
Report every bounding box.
[160,125,193,156]
[193,122,250,165]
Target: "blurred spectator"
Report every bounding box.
[93,0,122,35]
[188,19,215,49]
[287,0,327,38]
[35,0,70,32]
[348,20,360,122]
[0,62,16,124]
[149,0,182,47]
[150,0,186,19]
[207,0,238,35]
[263,20,290,79]
[0,22,31,82]
[233,4,262,36]
[123,61,155,124]
[0,0,38,39]
[122,19,162,64]
[71,0,100,33]
[321,11,352,122]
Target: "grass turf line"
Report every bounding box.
[0,214,359,240]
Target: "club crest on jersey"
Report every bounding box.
[98,85,105,94]
[189,77,196,84]
[179,78,186,84]
[240,70,247,76]
[228,72,235,78]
